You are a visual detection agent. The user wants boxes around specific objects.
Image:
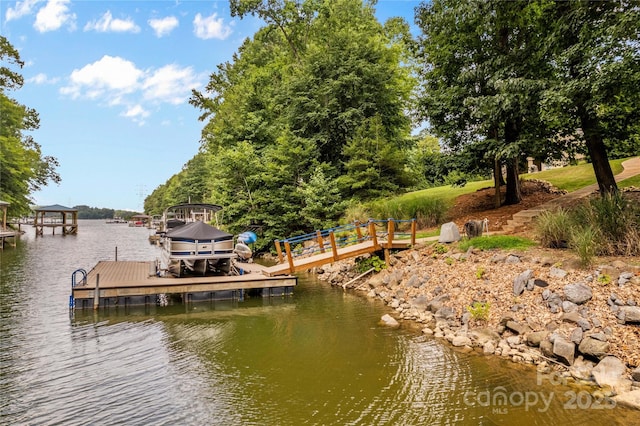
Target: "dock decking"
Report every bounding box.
[71,260,297,309]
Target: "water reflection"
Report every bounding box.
[1,221,638,425]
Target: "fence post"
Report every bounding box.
[355,221,362,242]
[411,218,417,246]
[387,218,395,249]
[368,220,378,248]
[329,231,339,261]
[275,240,284,263]
[284,240,295,274]
[316,230,325,253]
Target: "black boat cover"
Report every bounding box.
[166,221,233,241]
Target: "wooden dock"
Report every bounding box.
[71,260,297,309]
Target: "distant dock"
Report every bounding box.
[71,260,297,310]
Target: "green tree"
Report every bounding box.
[416,0,558,206]
[0,36,60,217]
[338,115,409,199]
[542,1,640,194]
[185,0,415,246]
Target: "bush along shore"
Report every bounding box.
[314,243,640,410]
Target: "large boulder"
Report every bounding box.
[592,356,630,393]
[553,337,576,365]
[563,282,593,305]
[380,314,399,328]
[438,222,461,243]
[578,337,610,359]
[614,389,640,410]
[619,306,640,323]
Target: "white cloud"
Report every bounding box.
[193,12,232,40]
[28,72,58,84]
[34,0,76,32]
[84,10,140,33]
[60,56,204,124]
[142,64,201,105]
[60,55,143,101]
[121,104,150,126]
[5,0,40,22]
[148,16,179,37]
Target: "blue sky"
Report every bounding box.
[1,0,421,211]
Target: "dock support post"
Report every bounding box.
[93,274,100,310]
[115,246,118,261]
[387,218,394,249]
[284,240,295,274]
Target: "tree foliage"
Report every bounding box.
[0,36,60,217]
[183,0,414,248]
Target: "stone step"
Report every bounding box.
[512,209,546,221]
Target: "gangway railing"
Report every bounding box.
[272,218,416,274]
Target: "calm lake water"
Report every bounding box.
[1,220,637,425]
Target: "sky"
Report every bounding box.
[1,0,421,212]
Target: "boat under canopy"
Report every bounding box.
[166,221,232,241]
[161,221,236,277]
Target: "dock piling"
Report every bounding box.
[93,274,100,310]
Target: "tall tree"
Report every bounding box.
[187,0,414,244]
[542,1,640,195]
[415,0,555,206]
[0,36,60,217]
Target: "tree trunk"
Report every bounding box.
[503,119,522,205]
[493,157,502,208]
[577,106,618,195]
[504,157,522,205]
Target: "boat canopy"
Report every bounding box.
[166,221,232,241]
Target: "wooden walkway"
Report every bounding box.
[262,218,417,276]
[71,260,296,309]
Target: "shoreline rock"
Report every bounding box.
[314,243,640,409]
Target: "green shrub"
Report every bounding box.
[467,301,490,322]
[367,196,448,229]
[355,255,386,273]
[433,243,448,254]
[342,201,371,224]
[535,208,573,248]
[570,225,599,268]
[572,193,640,256]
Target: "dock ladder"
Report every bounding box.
[69,268,87,308]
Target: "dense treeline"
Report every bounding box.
[145,0,639,250]
[73,205,138,220]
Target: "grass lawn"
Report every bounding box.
[398,157,632,205]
